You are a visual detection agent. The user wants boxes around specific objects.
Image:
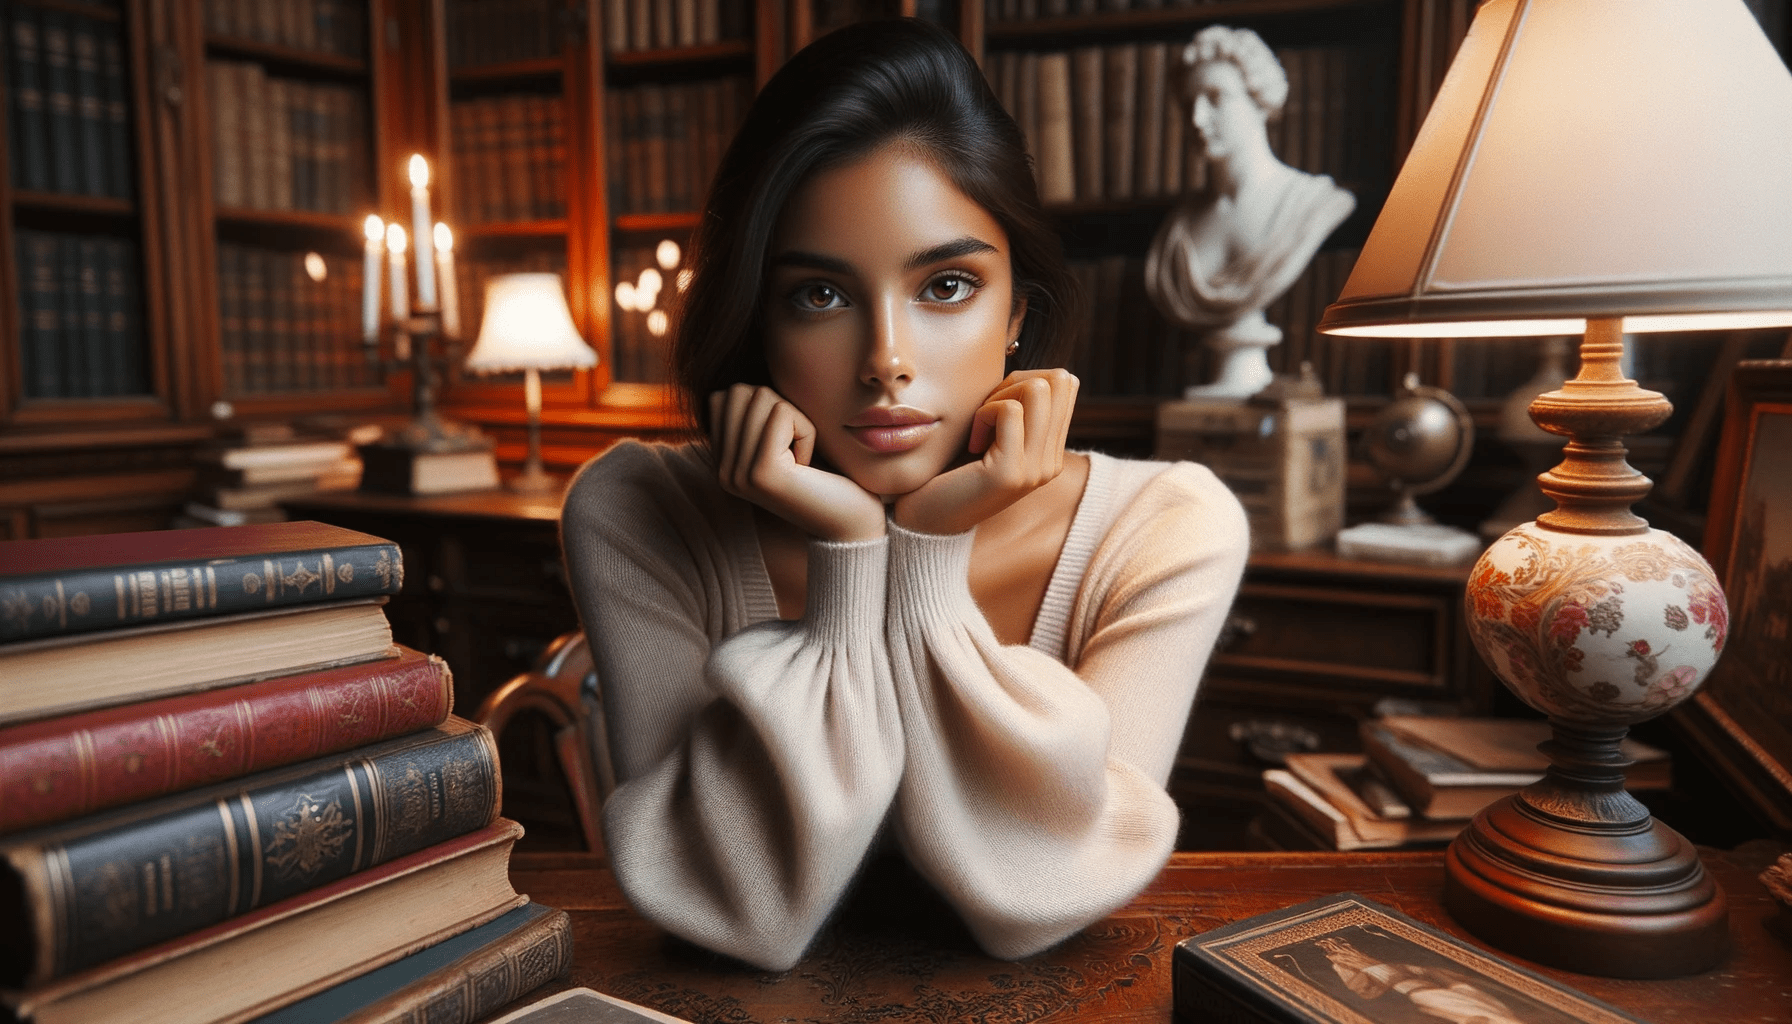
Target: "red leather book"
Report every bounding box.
[0,645,451,835]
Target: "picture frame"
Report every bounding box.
[1676,358,1792,835]
[1174,892,1648,1024]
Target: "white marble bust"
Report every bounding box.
[1145,26,1355,399]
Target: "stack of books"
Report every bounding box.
[181,425,363,529]
[1259,716,1671,851]
[0,523,570,1024]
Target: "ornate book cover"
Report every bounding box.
[0,717,498,986]
[0,520,403,643]
[0,646,452,835]
[1173,893,1650,1024]
[490,987,695,1024]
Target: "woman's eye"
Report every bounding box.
[793,283,846,311]
[923,275,977,303]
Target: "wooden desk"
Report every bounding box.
[500,847,1791,1023]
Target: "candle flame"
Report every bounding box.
[386,223,408,253]
[408,154,430,188]
[434,222,453,252]
[364,214,384,242]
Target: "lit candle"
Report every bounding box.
[361,215,384,343]
[408,155,437,310]
[386,222,410,321]
[433,222,460,337]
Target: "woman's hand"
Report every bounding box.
[891,368,1079,536]
[711,384,887,542]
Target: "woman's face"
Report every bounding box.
[762,143,1023,497]
[1187,59,1266,161]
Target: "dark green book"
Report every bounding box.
[16,231,61,399]
[0,519,404,642]
[99,31,130,198]
[38,9,78,194]
[0,717,499,987]
[9,8,50,192]
[70,18,106,196]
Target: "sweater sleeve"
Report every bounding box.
[884,463,1248,960]
[560,445,904,971]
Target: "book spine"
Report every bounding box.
[0,651,453,835]
[351,908,573,1024]
[53,229,86,396]
[71,19,107,196]
[17,231,62,399]
[100,31,130,198]
[40,11,79,194]
[10,9,51,192]
[76,238,110,395]
[0,540,404,642]
[1035,52,1074,204]
[3,721,499,985]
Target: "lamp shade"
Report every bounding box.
[1320,0,1792,338]
[463,273,597,372]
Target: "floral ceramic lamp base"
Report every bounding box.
[1448,318,1730,979]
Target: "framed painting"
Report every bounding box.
[1678,359,1792,834]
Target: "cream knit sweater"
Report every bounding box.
[561,440,1249,971]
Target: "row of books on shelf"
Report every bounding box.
[208,60,372,216]
[598,0,751,55]
[13,230,147,401]
[448,94,567,226]
[445,0,564,67]
[5,5,132,200]
[988,41,1380,205]
[603,74,752,216]
[1256,716,1670,852]
[0,522,569,1024]
[1063,246,1363,397]
[215,241,380,397]
[203,0,369,60]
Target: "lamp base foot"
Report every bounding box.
[1444,787,1728,978]
[508,464,559,494]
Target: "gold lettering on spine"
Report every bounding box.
[362,757,384,864]
[240,793,263,908]
[234,699,253,770]
[114,573,127,619]
[307,684,328,753]
[154,714,176,788]
[135,572,158,617]
[72,729,97,814]
[159,854,172,913]
[218,801,241,915]
[53,580,66,627]
[47,847,74,975]
[346,765,366,872]
[323,554,335,594]
[205,566,217,608]
[264,560,276,600]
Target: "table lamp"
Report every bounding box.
[464,273,598,493]
[1318,0,1792,978]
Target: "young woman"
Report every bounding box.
[561,20,1249,971]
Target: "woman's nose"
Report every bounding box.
[860,294,912,386]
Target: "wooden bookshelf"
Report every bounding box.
[11,189,135,216]
[448,56,564,83]
[605,39,754,70]
[984,0,1389,40]
[202,35,371,76]
[612,211,700,233]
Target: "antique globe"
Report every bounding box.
[1361,373,1475,525]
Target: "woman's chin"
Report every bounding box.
[835,449,953,500]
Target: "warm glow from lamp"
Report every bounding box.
[408,153,430,188]
[464,274,595,493]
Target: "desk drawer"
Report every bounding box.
[1210,581,1455,696]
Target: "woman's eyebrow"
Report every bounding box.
[905,236,998,271]
[770,249,855,275]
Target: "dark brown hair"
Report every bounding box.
[670,19,1079,436]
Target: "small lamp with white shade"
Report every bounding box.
[1318,0,1792,978]
[463,273,598,493]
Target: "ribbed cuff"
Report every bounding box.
[887,520,977,625]
[802,536,888,646]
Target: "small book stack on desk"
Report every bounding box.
[0,522,570,1024]
[179,424,364,530]
[1258,715,1670,851]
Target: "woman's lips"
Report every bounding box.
[848,421,936,453]
[845,406,938,453]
